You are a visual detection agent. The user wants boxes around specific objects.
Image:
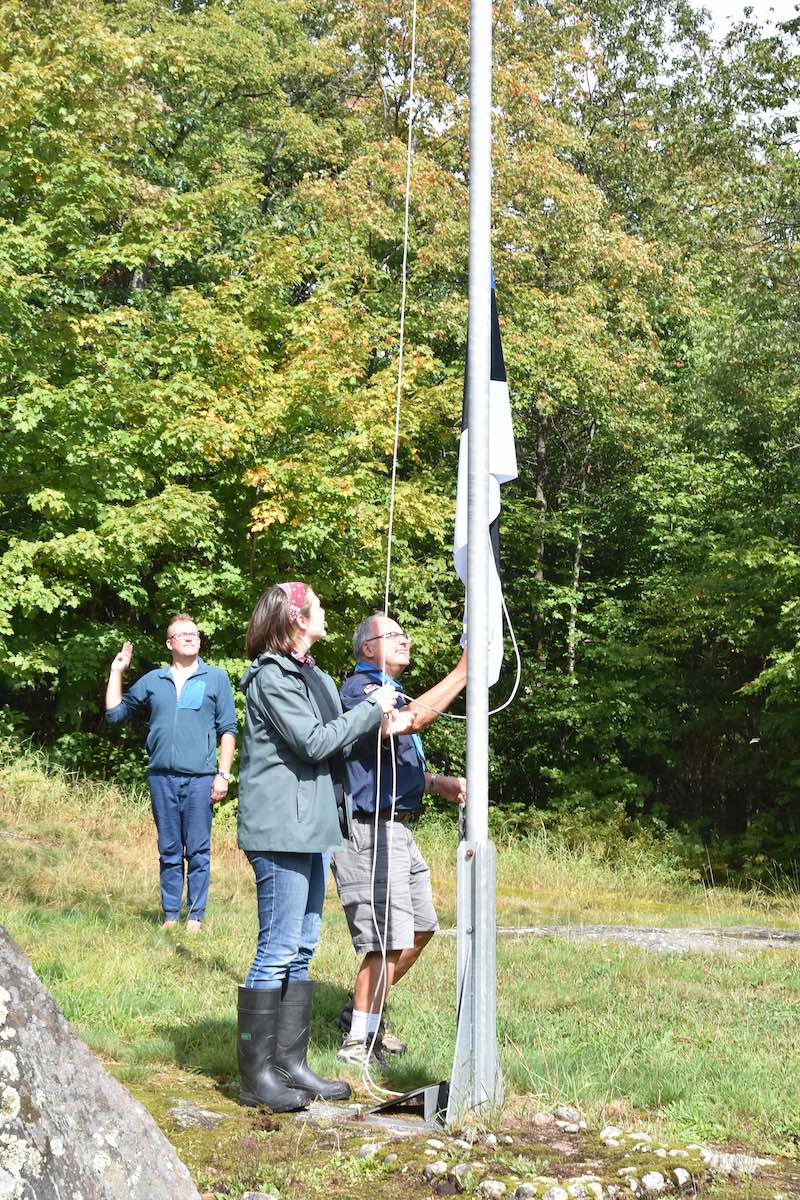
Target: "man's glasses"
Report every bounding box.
[169,632,200,641]
[363,630,411,645]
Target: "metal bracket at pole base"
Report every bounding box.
[370,1081,450,1125]
[446,839,503,1125]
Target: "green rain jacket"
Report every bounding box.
[237,651,384,853]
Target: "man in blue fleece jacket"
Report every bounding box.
[105,614,237,930]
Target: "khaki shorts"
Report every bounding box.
[331,814,439,953]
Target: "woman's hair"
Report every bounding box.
[245,584,311,659]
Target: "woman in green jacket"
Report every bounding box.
[236,581,398,1112]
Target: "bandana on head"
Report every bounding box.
[277,581,307,623]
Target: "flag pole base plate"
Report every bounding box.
[370,1081,449,1125]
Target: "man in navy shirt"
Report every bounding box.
[105,614,237,930]
[331,612,466,1065]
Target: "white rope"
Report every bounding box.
[356,0,419,1098]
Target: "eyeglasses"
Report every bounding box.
[169,631,200,641]
[363,630,411,646]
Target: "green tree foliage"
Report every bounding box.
[1,0,799,868]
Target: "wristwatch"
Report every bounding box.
[215,769,231,782]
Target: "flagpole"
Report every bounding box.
[446,0,503,1122]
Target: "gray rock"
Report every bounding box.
[703,1152,773,1176]
[356,1142,381,1158]
[385,1153,399,1164]
[554,1106,582,1123]
[601,1127,622,1139]
[543,1189,569,1200]
[428,1137,446,1149]
[450,1162,474,1190]
[485,1133,499,1147]
[242,1194,279,1200]
[501,1134,514,1145]
[453,1138,474,1150]
[640,1173,665,1193]
[562,1123,581,1134]
[477,1181,507,1199]
[513,1186,539,1200]
[424,1160,450,1181]
[168,1099,228,1130]
[0,927,200,1200]
[671,1168,692,1191]
[533,1112,555,1128]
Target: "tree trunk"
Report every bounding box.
[567,419,596,675]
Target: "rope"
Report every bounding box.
[356,0,419,1098]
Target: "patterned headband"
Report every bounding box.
[277,581,307,623]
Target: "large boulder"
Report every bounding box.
[0,925,201,1199]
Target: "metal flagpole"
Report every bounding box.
[446,0,503,1123]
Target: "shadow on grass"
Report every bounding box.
[157,980,355,1083]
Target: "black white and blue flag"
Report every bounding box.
[453,276,518,686]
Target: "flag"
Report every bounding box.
[453,276,518,686]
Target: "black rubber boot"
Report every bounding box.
[237,986,310,1111]
[276,980,352,1101]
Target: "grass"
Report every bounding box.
[1,743,799,1186]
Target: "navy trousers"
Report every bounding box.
[148,772,214,921]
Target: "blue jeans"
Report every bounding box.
[244,851,326,989]
[149,772,213,921]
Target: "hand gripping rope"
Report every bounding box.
[357,0,522,1101]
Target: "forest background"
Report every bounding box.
[2,0,800,877]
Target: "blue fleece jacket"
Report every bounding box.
[105,657,237,775]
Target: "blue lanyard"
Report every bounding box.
[353,661,425,764]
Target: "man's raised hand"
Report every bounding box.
[111,641,133,673]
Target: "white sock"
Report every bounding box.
[366,1012,382,1036]
[350,1009,369,1041]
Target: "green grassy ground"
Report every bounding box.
[2,746,799,1176]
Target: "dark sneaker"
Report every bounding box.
[379,1030,407,1055]
[336,1037,386,1067]
[336,995,406,1055]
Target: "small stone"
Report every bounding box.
[618,1169,638,1177]
[385,1153,399,1164]
[630,1143,651,1153]
[567,1185,587,1198]
[485,1133,498,1147]
[603,1139,622,1148]
[640,1172,665,1193]
[424,1161,450,1182]
[578,1120,589,1130]
[671,1168,692,1191]
[585,1184,604,1199]
[563,1123,581,1134]
[501,1134,514,1144]
[629,1131,652,1142]
[601,1127,622,1139]
[607,1189,620,1198]
[533,1112,555,1128]
[625,1182,640,1195]
[426,1148,439,1157]
[357,1142,381,1159]
[453,1138,473,1151]
[428,1138,446,1149]
[241,1194,278,1200]
[543,1189,569,1200]
[477,1181,508,1199]
[554,1106,582,1123]
[654,1148,667,1158]
[669,1150,688,1159]
[514,1186,539,1199]
[168,1099,227,1130]
[450,1163,473,1190]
